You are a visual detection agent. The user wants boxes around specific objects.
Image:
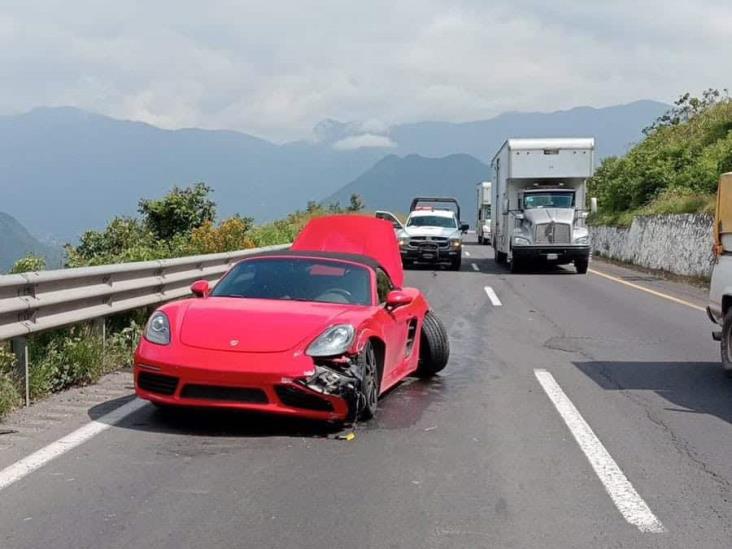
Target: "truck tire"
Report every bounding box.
[478,235,484,244]
[510,256,523,273]
[495,250,507,264]
[450,256,462,271]
[417,311,450,377]
[722,309,732,377]
[575,258,589,274]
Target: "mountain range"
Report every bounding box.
[0,99,668,268]
[0,212,64,272]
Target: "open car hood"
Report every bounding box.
[179,298,354,353]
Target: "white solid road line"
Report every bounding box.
[471,263,480,272]
[534,369,665,533]
[483,286,502,306]
[0,398,146,492]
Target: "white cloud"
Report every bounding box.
[0,1,730,141]
[332,134,396,150]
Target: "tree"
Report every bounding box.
[347,193,365,212]
[9,254,46,274]
[138,182,216,240]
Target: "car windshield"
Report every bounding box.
[523,192,575,209]
[211,257,372,305]
[407,215,457,228]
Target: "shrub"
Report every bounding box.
[0,346,21,417]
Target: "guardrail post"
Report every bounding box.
[11,337,30,407]
[93,317,106,349]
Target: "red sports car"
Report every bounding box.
[134,215,450,422]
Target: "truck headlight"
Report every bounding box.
[513,236,530,246]
[306,325,355,357]
[450,238,462,248]
[575,236,589,245]
[399,237,410,248]
[145,311,171,345]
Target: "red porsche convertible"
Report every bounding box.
[134,215,450,422]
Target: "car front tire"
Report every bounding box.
[358,341,380,419]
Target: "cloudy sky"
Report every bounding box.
[1,0,730,141]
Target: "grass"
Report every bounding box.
[590,190,715,227]
[0,321,141,420]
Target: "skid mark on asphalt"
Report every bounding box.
[534,369,665,533]
[483,286,502,306]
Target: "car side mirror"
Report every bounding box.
[191,280,210,298]
[460,223,469,233]
[385,290,413,309]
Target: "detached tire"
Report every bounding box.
[721,309,732,377]
[417,311,450,377]
[575,258,589,274]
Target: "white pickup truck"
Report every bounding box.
[708,172,732,374]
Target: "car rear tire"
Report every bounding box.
[358,341,380,419]
[722,309,732,377]
[575,258,589,274]
[495,250,507,264]
[417,311,450,377]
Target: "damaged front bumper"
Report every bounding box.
[134,344,365,422]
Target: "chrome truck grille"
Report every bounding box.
[534,222,571,244]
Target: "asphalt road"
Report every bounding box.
[1,237,730,548]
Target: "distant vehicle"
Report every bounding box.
[491,138,595,274]
[134,215,450,422]
[397,197,469,270]
[707,172,732,375]
[476,181,492,245]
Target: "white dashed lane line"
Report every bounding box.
[464,251,471,257]
[471,263,480,272]
[534,369,665,533]
[0,398,146,492]
[483,286,502,306]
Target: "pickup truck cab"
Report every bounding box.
[398,202,468,270]
[707,172,732,374]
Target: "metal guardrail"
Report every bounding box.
[0,244,288,341]
[0,244,288,404]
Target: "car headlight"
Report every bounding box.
[513,236,530,246]
[575,236,589,245]
[306,324,355,357]
[145,311,171,345]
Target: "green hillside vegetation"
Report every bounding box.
[0,185,362,419]
[589,90,730,226]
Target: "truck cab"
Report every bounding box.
[707,172,732,375]
[491,138,594,274]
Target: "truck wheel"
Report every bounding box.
[450,256,462,271]
[722,309,732,377]
[478,235,484,245]
[417,311,450,377]
[575,258,589,274]
[495,250,507,264]
[510,256,523,273]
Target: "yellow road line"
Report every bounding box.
[588,269,705,312]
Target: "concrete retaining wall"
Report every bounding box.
[590,214,714,278]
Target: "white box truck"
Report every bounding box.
[490,138,594,273]
[476,181,492,245]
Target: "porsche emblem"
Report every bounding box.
[229,339,239,347]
